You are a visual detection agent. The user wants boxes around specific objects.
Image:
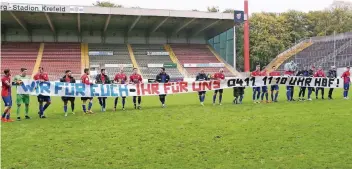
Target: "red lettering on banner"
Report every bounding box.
[202,81,212,90]
[136,84,141,95]
[192,82,201,91]
[213,80,220,89]
[151,83,160,95]
[179,81,188,92]
[140,83,151,95]
[164,83,171,94]
[172,83,180,93]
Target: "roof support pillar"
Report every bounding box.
[103,14,111,33]
[192,20,220,37]
[128,15,141,32]
[44,13,56,33]
[174,18,195,34]
[9,11,29,32]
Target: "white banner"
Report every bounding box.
[147,64,164,68]
[147,51,169,56]
[17,76,344,97]
[184,63,225,68]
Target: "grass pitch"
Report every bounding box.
[2,88,352,168]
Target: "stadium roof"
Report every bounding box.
[1,2,236,39]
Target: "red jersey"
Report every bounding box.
[251,70,261,76]
[114,73,127,84]
[260,70,268,76]
[269,71,280,76]
[341,71,351,84]
[284,71,294,76]
[81,74,91,85]
[1,76,11,97]
[33,72,49,81]
[314,70,326,77]
[130,73,143,84]
[213,72,225,80]
[65,76,71,83]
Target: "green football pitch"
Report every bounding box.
[2,88,352,168]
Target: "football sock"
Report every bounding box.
[82,105,86,113]
[219,95,222,103]
[16,105,21,117]
[64,105,67,113]
[25,105,29,116]
[88,102,92,111]
[114,97,118,108]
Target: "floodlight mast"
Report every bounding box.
[244,0,250,72]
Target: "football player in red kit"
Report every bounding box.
[251,65,261,103]
[33,67,51,118]
[1,69,14,122]
[341,66,350,99]
[81,68,94,114]
[269,66,280,102]
[314,66,326,99]
[212,68,225,105]
[130,68,143,109]
[114,68,128,111]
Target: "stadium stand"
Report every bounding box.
[170,44,234,77]
[1,42,40,76]
[40,43,81,80]
[132,44,183,79]
[88,44,134,79]
[277,34,352,71]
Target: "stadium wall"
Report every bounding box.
[208,28,234,67]
[2,29,207,44]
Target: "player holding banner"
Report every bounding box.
[2,69,14,122]
[13,68,31,120]
[251,65,261,103]
[269,66,280,102]
[196,69,209,106]
[59,70,76,117]
[212,68,225,105]
[130,68,143,109]
[341,66,350,99]
[314,66,326,100]
[307,65,315,101]
[33,67,51,118]
[156,67,170,108]
[81,68,94,114]
[114,68,128,111]
[95,68,111,112]
[260,66,269,103]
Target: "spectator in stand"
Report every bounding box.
[341,66,351,99]
[314,66,326,99]
[327,66,337,100]
[269,66,280,102]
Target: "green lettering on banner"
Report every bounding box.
[163,63,177,68]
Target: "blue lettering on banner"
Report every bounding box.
[54,82,64,94]
[75,83,85,96]
[110,84,119,97]
[100,84,110,97]
[40,82,51,94]
[65,83,75,96]
[21,81,37,92]
[90,84,99,96]
[119,84,129,97]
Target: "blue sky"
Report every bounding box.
[4,0,347,13]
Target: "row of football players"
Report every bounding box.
[250,65,351,103]
[1,67,227,121]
